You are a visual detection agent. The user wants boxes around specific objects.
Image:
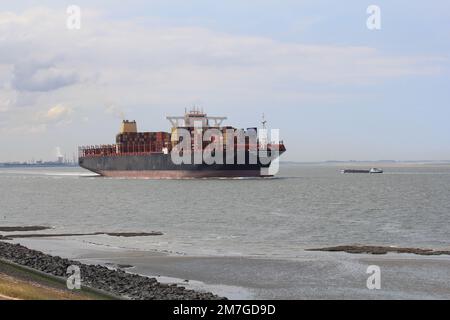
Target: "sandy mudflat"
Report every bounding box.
[308,245,450,256]
[10,237,450,300]
[0,231,163,240]
[0,226,51,232]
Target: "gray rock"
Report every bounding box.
[0,241,226,300]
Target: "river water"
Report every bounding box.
[1,164,450,299]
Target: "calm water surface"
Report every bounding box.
[1,164,449,258]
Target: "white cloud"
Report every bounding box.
[104,103,125,120]
[8,123,47,134]
[0,8,442,100]
[0,88,16,112]
[43,104,72,121]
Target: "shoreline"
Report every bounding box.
[0,241,225,300]
[10,237,254,300]
[2,237,450,299]
[0,231,164,240]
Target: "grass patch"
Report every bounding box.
[0,273,93,300]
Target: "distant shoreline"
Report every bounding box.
[281,160,450,167]
[0,164,79,168]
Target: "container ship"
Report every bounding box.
[78,109,286,178]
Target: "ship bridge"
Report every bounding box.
[166,108,227,128]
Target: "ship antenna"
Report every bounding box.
[262,113,267,129]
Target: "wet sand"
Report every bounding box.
[0,231,163,240]
[0,226,51,232]
[11,237,450,300]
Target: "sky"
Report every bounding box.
[0,0,449,162]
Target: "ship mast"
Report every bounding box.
[262,113,267,130]
[259,113,268,149]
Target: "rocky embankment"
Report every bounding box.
[0,241,225,300]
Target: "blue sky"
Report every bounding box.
[0,1,449,161]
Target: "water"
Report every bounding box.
[1,164,450,257]
[2,164,450,299]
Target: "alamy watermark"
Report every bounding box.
[66,5,81,30]
[66,265,81,290]
[170,127,281,176]
[367,5,381,30]
[366,265,381,290]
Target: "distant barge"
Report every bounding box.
[341,168,383,174]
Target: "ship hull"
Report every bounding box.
[97,169,264,178]
[79,153,279,178]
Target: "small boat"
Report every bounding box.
[341,169,370,174]
[341,168,384,174]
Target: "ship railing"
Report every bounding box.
[78,144,168,157]
[79,141,285,158]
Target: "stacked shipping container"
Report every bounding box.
[79,127,267,158]
[116,131,171,153]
